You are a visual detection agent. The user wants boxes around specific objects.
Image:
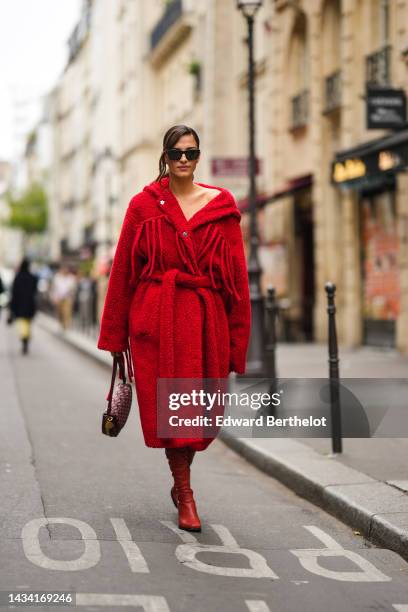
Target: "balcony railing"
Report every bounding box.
[150,0,182,50]
[291,90,309,129]
[366,45,392,87]
[324,70,342,113]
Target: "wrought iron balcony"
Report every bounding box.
[324,70,342,113]
[291,90,309,129]
[150,0,182,50]
[366,45,392,87]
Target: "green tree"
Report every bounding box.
[4,182,48,235]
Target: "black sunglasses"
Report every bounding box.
[165,148,200,161]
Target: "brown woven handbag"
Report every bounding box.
[102,353,133,437]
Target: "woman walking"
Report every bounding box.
[50,265,77,331]
[97,124,251,531]
[9,257,39,355]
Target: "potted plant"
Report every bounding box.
[188,59,201,76]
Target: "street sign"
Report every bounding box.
[366,87,407,130]
[331,137,408,187]
[211,157,261,177]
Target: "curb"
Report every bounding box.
[219,430,408,562]
[36,312,408,562]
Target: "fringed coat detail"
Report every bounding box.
[97,176,251,450]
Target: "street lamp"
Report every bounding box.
[236,0,263,16]
[236,0,265,376]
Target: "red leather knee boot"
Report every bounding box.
[165,447,201,532]
[169,447,196,508]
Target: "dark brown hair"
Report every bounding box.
[154,124,200,184]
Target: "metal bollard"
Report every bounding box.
[265,285,279,415]
[325,282,342,454]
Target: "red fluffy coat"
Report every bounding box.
[97,176,251,450]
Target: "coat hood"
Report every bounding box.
[142,175,241,229]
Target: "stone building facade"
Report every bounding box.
[261,0,408,352]
[52,0,93,263]
[48,0,408,353]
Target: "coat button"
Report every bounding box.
[182,231,188,237]
[159,199,165,205]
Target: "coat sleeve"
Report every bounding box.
[97,198,142,353]
[221,215,251,374]
[32,275,39,314]
[9,278,17,315]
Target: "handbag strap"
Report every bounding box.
[106,354,127,413]
[124,338,134,382]
[124,343,134,382]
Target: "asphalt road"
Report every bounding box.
[1,322,408,612]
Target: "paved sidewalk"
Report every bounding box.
[257,341,408,481]
[35,312,408,561]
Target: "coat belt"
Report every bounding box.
[142,269,222,378]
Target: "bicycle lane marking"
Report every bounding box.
[290,526,391,582]
[160,520,278,579]
[21,518,394,583]
[75,593,170,610]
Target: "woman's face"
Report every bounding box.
[164,134,200,180]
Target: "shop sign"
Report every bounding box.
[332,140,408,186]
[378,150,403,171]
[211,157,261,177]
[366,87,407,130]
[332,158,367,184]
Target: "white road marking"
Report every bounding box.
[75,593,170,610]
[290,526,391,582]
[245,601,272,612]
[20,517,394,586]
[160,520,198,543]
[210,524,240,547]
[305,526,344,549]
[393,606,408,611]
[22,518,100,571]
[161,521,278,579]
[110,518,150,573]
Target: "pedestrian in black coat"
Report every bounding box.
[0,274,4,320]
[9,257,38,354]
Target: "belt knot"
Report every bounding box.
[141,269,221,378]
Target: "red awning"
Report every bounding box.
[237,174,313,211]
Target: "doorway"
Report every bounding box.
[294,194,315,341]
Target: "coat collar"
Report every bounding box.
[142,176,241,233]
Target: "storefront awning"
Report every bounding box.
[332,128,408,189]
[237,174,313,211]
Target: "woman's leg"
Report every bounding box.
[165,447,201,532]
[169,446,196,507]
[62,298,73,329]
[16,318,30,354]
[186,447,196,465]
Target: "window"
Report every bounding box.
[379,0,390,46]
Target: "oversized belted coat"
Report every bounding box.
[97,176,251,450]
